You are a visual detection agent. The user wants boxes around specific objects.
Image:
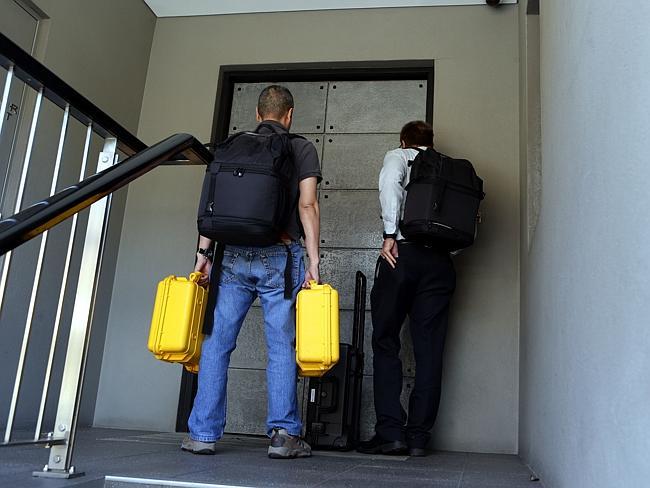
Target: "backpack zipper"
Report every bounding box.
[217,163,279,177]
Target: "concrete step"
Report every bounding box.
[78,477,255,488]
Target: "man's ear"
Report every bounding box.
[400,139,406,149]
[255,107,262,122]
[286,107,294,125]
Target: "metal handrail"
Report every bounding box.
[0,31,146,156]
[0,133,211,255]
[0,30,213,479]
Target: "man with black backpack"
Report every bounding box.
[182,85,321,459]
[358,120,480,457]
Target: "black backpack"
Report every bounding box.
[400,148,485,251]
[197,124,302,246]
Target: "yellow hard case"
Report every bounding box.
[296,281,340,377]
[148,272,207,373]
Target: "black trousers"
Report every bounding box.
[370,242,456,448]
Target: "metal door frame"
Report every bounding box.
[176,59,435,431]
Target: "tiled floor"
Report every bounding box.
[0,429,542,488]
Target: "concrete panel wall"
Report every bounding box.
[520,1,650,486]
[229,82,327,134]
[96,4,520,453]
[204,79,422,437]
[0,0,155,431]
[324,80,426,133]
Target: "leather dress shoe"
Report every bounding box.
[357,435,408,455]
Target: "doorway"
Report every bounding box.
[177,61,435,438]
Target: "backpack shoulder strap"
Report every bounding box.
[407,146,428,167]
[219,131,249,144]
[202,242,225,335]
[286,133,307,160]
[210,131,253,171]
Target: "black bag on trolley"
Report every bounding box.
[304,271,366,450]
[400,148,485,251]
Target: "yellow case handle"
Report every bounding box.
[189,272,202,283]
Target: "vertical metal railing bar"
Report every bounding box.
[33,121,92,443]
[3,87,44,443]
[0,73,33,311]
[35,138,116,478]
[65,139,116,466]
[0,66,14,312]
[33,105,71,441]
[0,65,14,140]
[12,87,42,215]
[0,66,19,221]
[17,106,70,440]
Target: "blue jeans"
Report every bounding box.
[188,242,304,441]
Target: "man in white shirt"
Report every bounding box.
[358,121,456,457]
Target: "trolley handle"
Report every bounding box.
[352,271,366,352]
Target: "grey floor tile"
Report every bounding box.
[0,473,105,488]
[0,428,536,488]
[316,464,462,488]
[320,476,458,488]
[460,463,537,488]
[465,453,525,467]
[406,451,468,471]
[172,456,361,487]
[463,462,531,477]
[461,481,537,488]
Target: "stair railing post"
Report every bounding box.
[33,137,118,479]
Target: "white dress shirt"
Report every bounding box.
[378,147,426,241]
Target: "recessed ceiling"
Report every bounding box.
[144,0,517,18]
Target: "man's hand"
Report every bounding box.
[194,254,212,287]
[303,262,320,289]
[379,238,399,269]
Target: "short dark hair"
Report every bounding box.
[257,85,294,118]
[400,120,434,148]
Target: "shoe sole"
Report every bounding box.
[357,441,408,455]
[181,446,216,455]
[408,448,427,457]
[357,449,408,455]
[357,448,408,455]
[384,448,408,455]
[268,447,312,459]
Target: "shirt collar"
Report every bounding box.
[256,120,288,133]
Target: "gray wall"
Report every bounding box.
[519,1,650,486]
[95,4,521,453]
[0,0,155,431]
[517,0,540,473]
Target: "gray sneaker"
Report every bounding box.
[268,428,312,459]
[181,436,216,455]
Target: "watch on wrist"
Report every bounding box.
[383,232,397,240]
[197,247,214,260]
